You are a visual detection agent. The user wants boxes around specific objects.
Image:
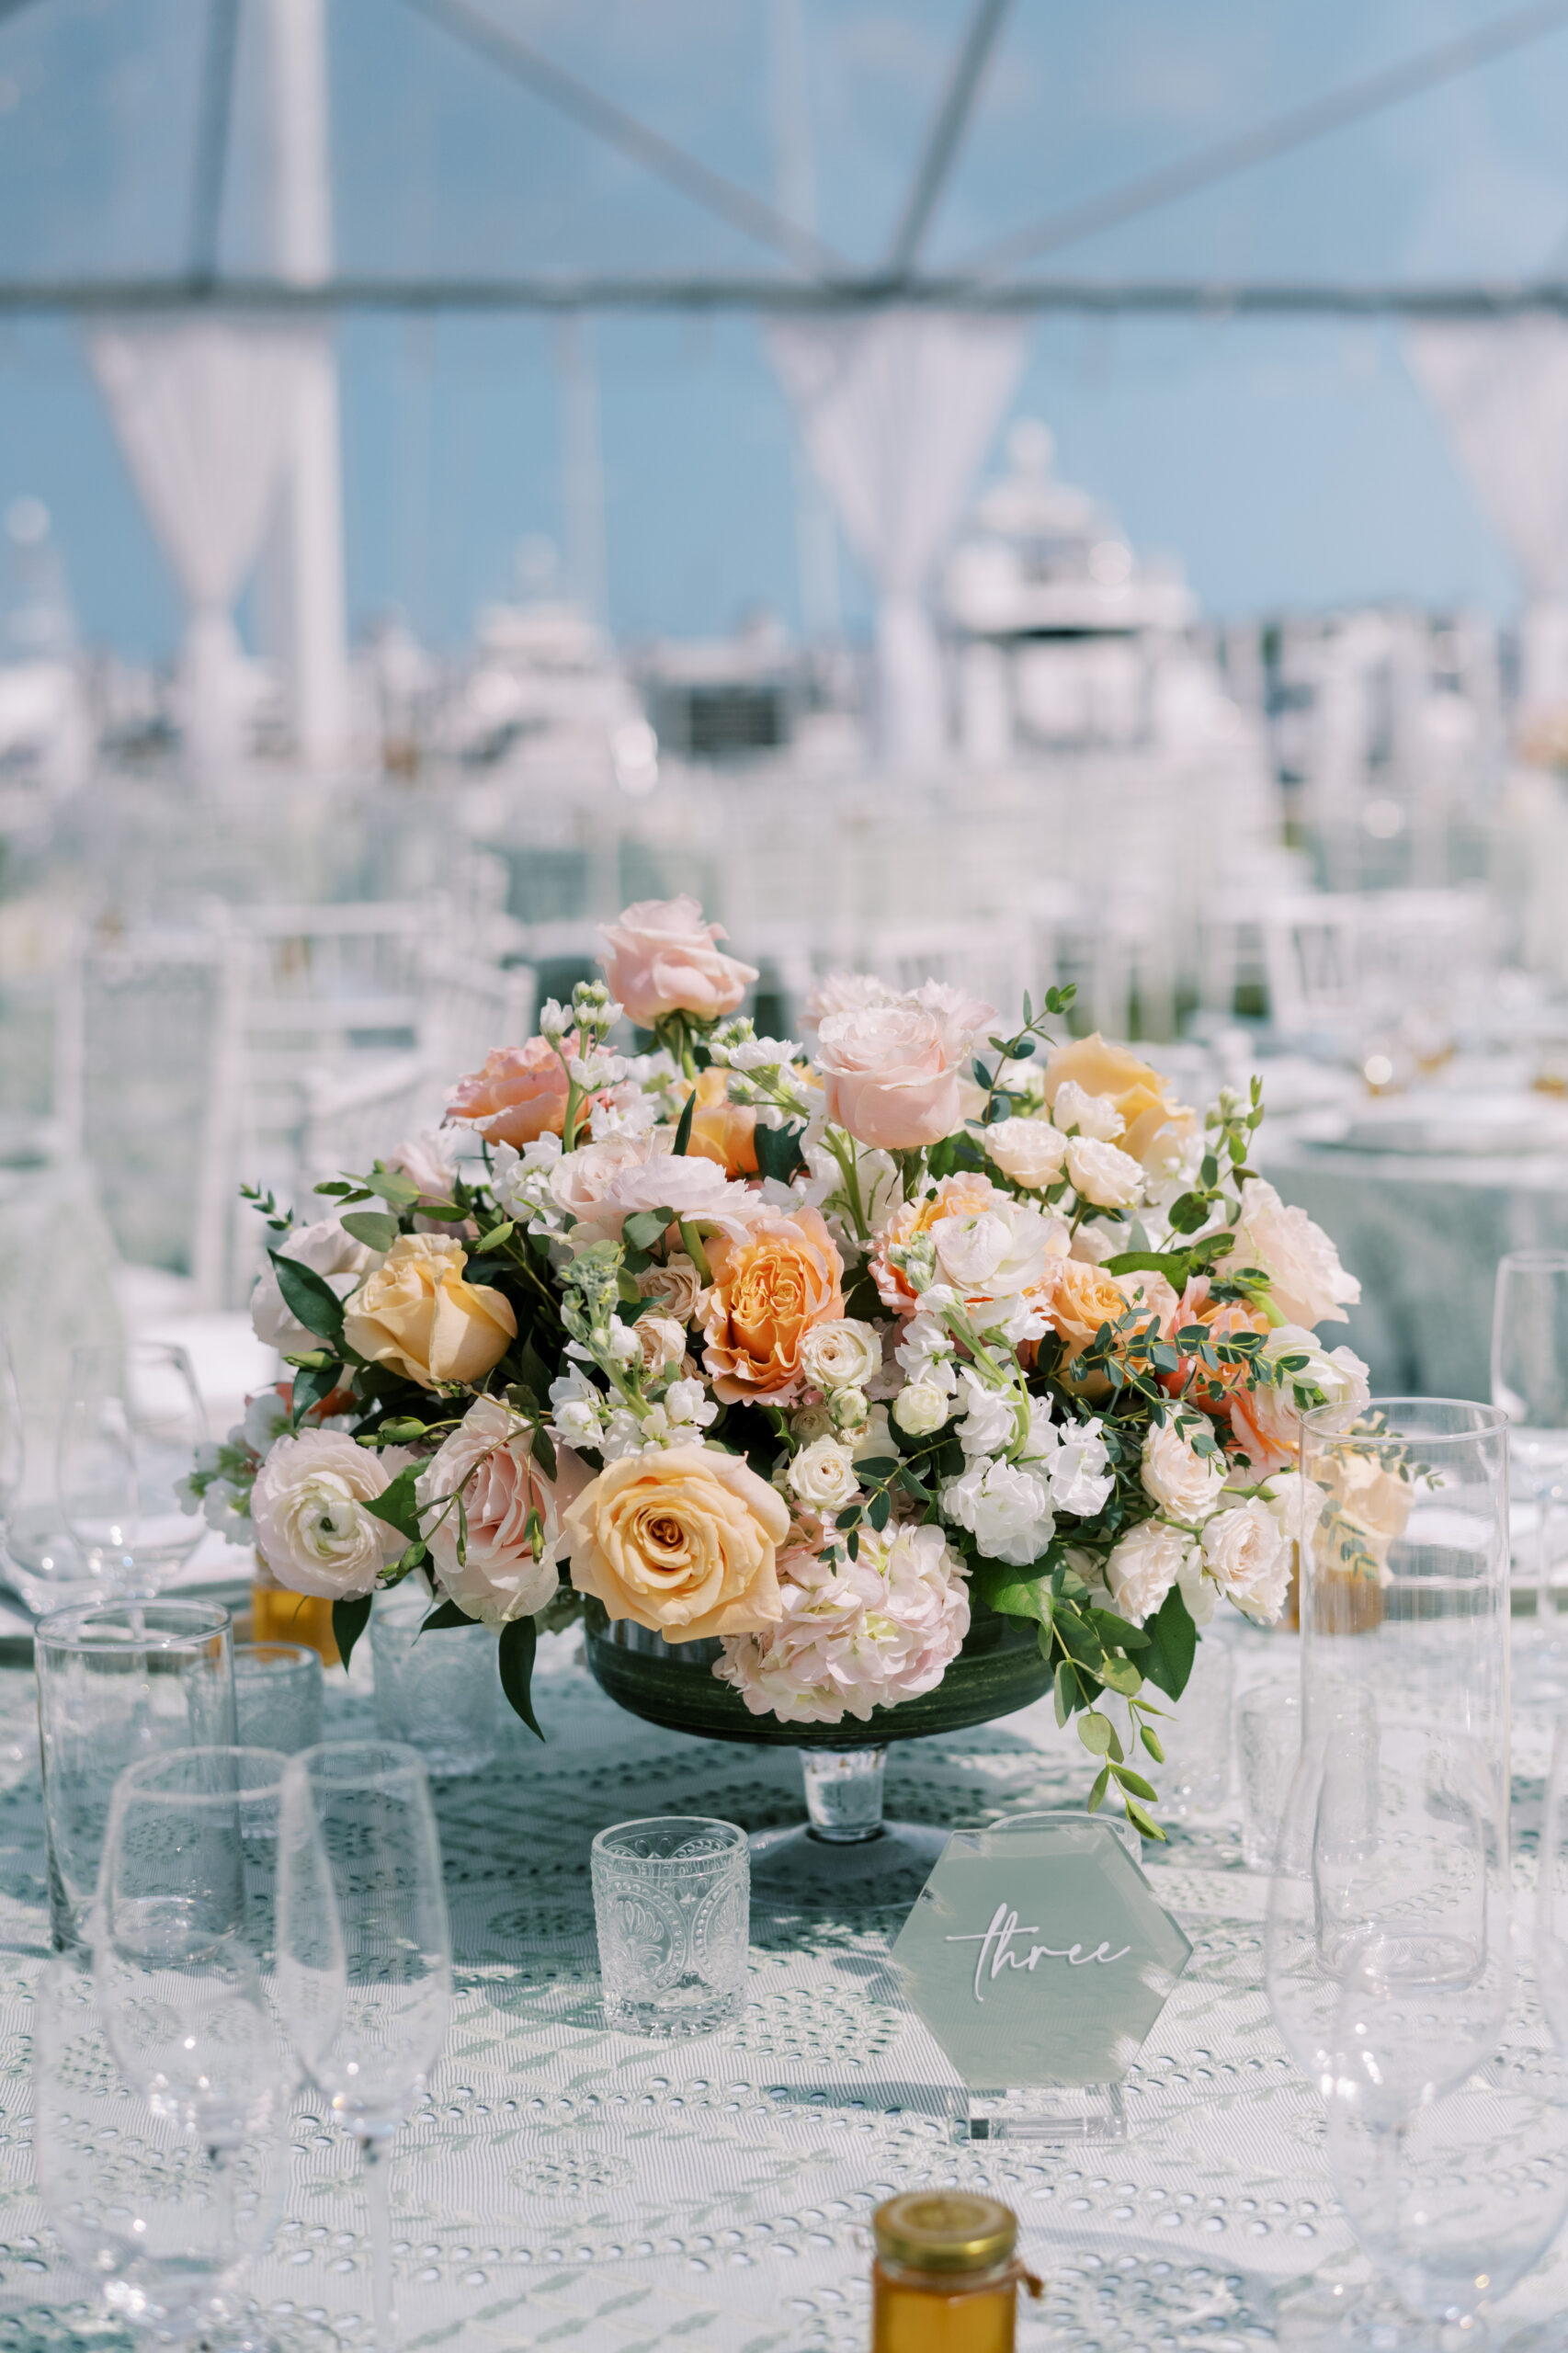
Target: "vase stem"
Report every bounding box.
[801,1747,886,1843]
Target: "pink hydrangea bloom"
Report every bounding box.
[714,1522,970,1724]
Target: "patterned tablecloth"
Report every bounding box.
[0,1624,1564,2353]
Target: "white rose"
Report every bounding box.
[251,1430,404,1599]
[635,1252,706,1326]
[1221,1177,1361,1326]
[788,1434,860,1511]
[250,1220,372,1354]
[1201,1500,1291,1622]
[1105,1518,1195,1626]
[1052,1081,1125,1142]
[1065,1135,1144,1211]
[983,1117,1069,1191]
[1259,1469,1327,1551]
[894,1380,951,1437]
[1141,1418,1229,1528]
[940,1459,1054,1568]
[632,1313,688,1378]
[799,1317,884,1394]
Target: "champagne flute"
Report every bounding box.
[1492,1249,1568,1676]
[58,1342,209,1598]
[278,1742,451,2352]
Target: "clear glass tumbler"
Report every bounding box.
[370,1584,497,1777]
[1157,1631,1234,1820]
[233,1640,323,1756]
[36,1600,236,1951]
[1235,1685,1301,1872]
[591,1815,750,2040]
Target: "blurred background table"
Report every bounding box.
[0,1625,1564,2351]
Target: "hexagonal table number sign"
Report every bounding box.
[891,1812,1192,2143]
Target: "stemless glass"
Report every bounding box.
[233,1641,323,1755]
[1493,1249,1568,1671]
[278,1741,452,2352]
[1265,1400,1512,2104]
[34,1945,290,2348]
[591,1816,751,2039]
[57,1342,209,1598]
[36,1600,237,1951]
[95,1747,295,2155]
[370,1584,498,1777]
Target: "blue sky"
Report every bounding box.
[0,0,1558,656]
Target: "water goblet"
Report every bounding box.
[1492,1249,1568,1678]
[278,1741,451,2351]
[57,1342,209,1598]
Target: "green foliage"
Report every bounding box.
[499,1614,544,1740]
[1138,1585,1198,1701]
[331,1595,373,1671]
[268,1252,346,1351]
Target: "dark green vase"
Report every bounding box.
[582,1594,1052,1913]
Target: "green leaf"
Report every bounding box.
[1109,1763,1158,1802]
[867,1491,891,1532]
[364,1461,423,1544]
[1167,1192,1213,1237]
[1140,1722,1165,1764]
[1139,1585,1198,1702]
[479,1221,515,1252]
[1087,1607,1149,1651]
[976,1561,1051,1627]
[331,1595,373,1671]
[1097,1654,1143,1699]
[852,1456,899,1479]
[290,1358,343,1419]
[369,1167,422,1209]
[530,1422,558,1482]
[419,1597,474,1633]
[518,1335,555,1405]
[1077,1710,1114,1756]
[1102,1248,1192,1286]
[672,1087,698,1157]
[498,1613,544,1741]
[622,1210,671,1253]
[269,1251,347,1349]
[340,1209,400,1252]
[754,1120,806,1184]
[1123,1795,1165,1843]
[1087,1763,1110,1813]
[1053,1659,1081,1725]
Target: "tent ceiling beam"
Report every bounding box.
[397,0,846,278]
[12,274,1568,316]
[883,0,1013,277]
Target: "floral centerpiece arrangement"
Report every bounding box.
[185,895,1364,1837]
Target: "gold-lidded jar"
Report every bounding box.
[871,2192,1027,2353]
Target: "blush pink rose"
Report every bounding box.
[415,1395,590,1627]
[597,895,758,1028]
[447,1034,573,1148]
[814,993,994,1152]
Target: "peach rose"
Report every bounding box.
[447,1034,573,1149]
[597,895,757,1028]
[814,990,993,1152]
[1161,1276,1271,1415]
[416,1394,590,1625]
[342,1233,517,1389]
[562,1442,788,1641]
[683,1067,759,1178]
[1031,1257,1132,1395]
[701,1206,846,1403]
[1041,1033,1196,1169]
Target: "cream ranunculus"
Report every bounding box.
[786,1434,859,1512]
[250,1219,373,1354]
[983,1117,1069,1190]
[342,1234,517,1390]
[562,1442,788,1641]
[416,1395,591,1625]
[1065,1134,1144,1211]
[252,1430,404,1598]
[1141,1418,1229,1527]
[799,1317,883,1394]
[1200,1500,1291,1622]
[1104,1517,1196,1626]
[597,894,758,1028]
[1221,1177,1361,1326]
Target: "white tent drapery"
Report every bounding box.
[88,316,313,774]
[1405,317,1568,710]
[768,311,1029,767]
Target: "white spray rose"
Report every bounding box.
[983,1117,1069,1191]
[1052,1081,1125,1142]
[1105,1518,1196,1626]
[1065,1135,1144,1211]
[894,1380,952,1437]
[251,1431,404,1599]
[1141,1418,1229,1528]
[788,1435,860,1512]
[800,1318,883,1394]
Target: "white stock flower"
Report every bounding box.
[983,1117,1069,1191]
[1222,1177,1361,1325]
[788,1435,860,1512]
[953,1368,1019,1461]
[243,1390,290,1455]
[250,1220,373,1355]
[799,1318,883,1394]
[549,1364,606,1449]
[1201,1501,1291,1622]
[665,1378,718,1431]
[490,1133,563,1222]
[1142,1418,1229,1527]
[1105,1518,1195,1627]
[725,1036,802,1072]
[605,1323,641,1364]
[894,1380,951,1437]
[1048,1418,1114,1518]
[895,1313,958,1391]
[940,1459,1054,1568]
[589,1086,660,1142]
[1065,1135,1144,1211]
[1051,1081,1125,1142]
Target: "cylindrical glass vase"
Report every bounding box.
[1266,1398,1512,2100]
[370,1584,499,1778]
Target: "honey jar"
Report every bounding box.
[250,1553,341,1665]
[871,2192,1040,2353]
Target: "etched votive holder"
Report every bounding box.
[591,1815,750,2040]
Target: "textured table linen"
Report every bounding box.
[0,1630,1563,2352]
